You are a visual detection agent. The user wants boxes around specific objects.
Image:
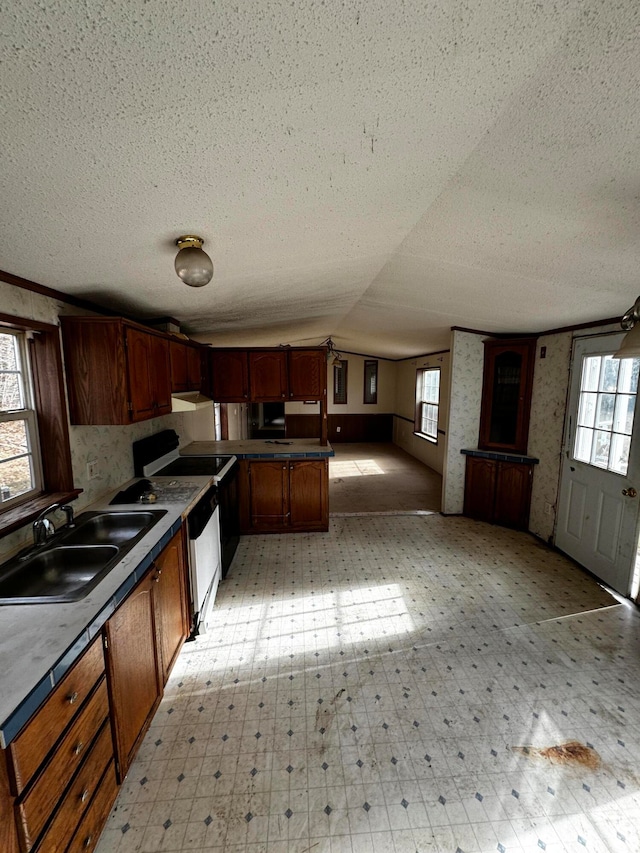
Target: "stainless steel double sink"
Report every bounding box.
[0,510,167,605]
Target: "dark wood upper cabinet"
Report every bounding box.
[249,351,288,401]
[478,338,537,454]
[209,349,249,402]
[61,317,174,424]
[171,341,202,392]
[148,334,171,415]
[288,349,327,400]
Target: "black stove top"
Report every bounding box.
[154,456,232,477]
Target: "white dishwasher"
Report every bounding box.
[187,485,221,636]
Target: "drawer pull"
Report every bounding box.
[73,741,85,756]
[80,788,90,803]
[68,691,79,705]
[83,835,93,849]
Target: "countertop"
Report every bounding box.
[0,475,214,748]
[181,438,334,458]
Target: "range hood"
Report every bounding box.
[171,391,214,412]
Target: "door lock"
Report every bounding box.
[622,487,638,498]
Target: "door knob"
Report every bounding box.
[622,487,638,498]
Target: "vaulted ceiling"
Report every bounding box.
[1,1,639,358]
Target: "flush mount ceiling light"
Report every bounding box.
[174,235,213,287]
[614,296,640,358]
[322,336,343,366]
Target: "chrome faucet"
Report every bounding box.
[32,502,75,547]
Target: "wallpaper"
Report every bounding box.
[527,332,572,542]
[441,330,485,514]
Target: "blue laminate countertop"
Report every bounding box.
[180,438,334,459]
[0,475,214,747]
[461,448,539,465]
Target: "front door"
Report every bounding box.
[556,333,640,595]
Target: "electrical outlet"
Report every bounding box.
[87,460,99,480]
[544,501,552,515]
[336,426,341,432]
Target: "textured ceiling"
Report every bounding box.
[1,1,639,358]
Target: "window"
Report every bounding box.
[333,360,348,404]
[0,312,77,535]
[363,360,378,404]
[573,354,640,475]
[415,367,440,441]
[0,330,42,508]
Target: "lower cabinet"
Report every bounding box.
[238,459,328,533]
[105,527,188,781]
[1,634,115,853]
[0,525,190,853]
[463,454,535,530]
[104,569,161,781]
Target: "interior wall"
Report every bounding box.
[392,351,450,475]
[441,329,486,514]
[0,281,209,561]
[527,332,572,542]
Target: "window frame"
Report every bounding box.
[0,312,80,537]
[363,360,378,405]
[333,360,348,405]
[414,366,441,443]
[0,329,44,509]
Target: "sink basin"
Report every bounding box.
[62,510,166,546]
[0,545,119,604]
[0,508,168,604]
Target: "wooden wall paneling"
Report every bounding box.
[327,413,393,442]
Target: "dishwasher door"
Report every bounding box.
[188,489,221,635]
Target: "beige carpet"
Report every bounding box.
[329,442,442,514]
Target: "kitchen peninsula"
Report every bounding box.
[181,439,333,534]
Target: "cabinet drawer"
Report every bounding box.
[28,720,113,853]
[17,678,109,846]
[9,636,105,795]
[66,761,118,853]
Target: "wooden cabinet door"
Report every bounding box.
[249,351,288,401]
[479,338,536,454]
[463,456,496,523]
[288,350,327,400]
[210,350,249,402]
[153,529,189,685]
[149,334,172,415]
[103,573,160,780]
[170,341,188,391]
[249,461,289,529]
[186,345,202,391]
[289,460,328,530]
[494,461,533,530]
[125,328,154,421]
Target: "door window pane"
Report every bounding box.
[599,356,619,392]
[613,395,635,435]
[577,392,596,428]
[590,430,611,468]
[594,394,615,430]
[610,433,632,475]
[582,357,600,392]
[618,358,639,394]
[575,427,592,463]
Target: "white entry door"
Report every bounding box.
[556,333,640,595]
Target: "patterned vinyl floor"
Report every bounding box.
[95,514,640,853]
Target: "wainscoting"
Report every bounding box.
[286,413,393,442]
